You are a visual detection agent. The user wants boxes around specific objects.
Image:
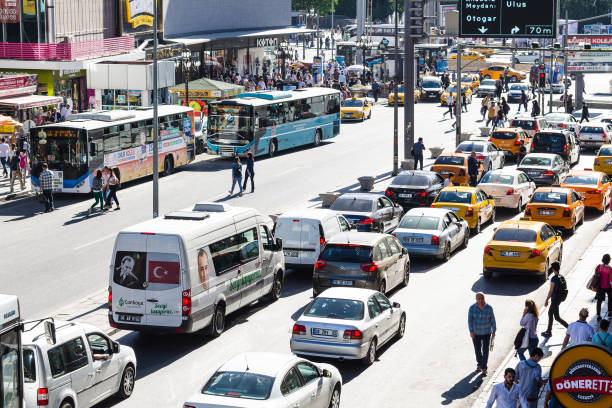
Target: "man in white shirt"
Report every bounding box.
[562,308,594,349]
[338,72,346,84]
[486,368,528,408]
[0,137,9,177]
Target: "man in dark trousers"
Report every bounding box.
[242,152,255,193]
[412,137,425,170]
[541,261,569,337]
[580,102,590,123]
[371,80,380,103]
[468,152,479,186]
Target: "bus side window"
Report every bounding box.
[119,124,132,149]
[104,126,120,153]
[301,98,313,119]
[311,96,325,117]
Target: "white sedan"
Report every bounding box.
[477,169,536,213]
[183,352,342,408]
[455,140,505,172]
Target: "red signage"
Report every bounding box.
[0,75,38,97]
[0,0,20,23]
[552,376,612,395]
[567,36,612,47]
[148,261,180,284]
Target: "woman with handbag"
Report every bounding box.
[517,299,539,361]
[595,254,612,321]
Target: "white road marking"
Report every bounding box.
[73,233,116,251]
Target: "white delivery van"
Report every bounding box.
[274,208,353,270]
[108,202,284,337]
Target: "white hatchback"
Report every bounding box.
[478,169,536,213]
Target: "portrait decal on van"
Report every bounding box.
[197,247,214,291]
[114,251,146,289]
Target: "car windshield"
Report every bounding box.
[435,156,464,166]
[331,198,374,212]
[544,113,569,122]
[534,133,565,146]
[422,81,439,88]
[481,80,496,86]
[509,84,527,90]
[457,142,484,153]
[480,173,515,184]
[392,174,430,187]
[304,297,364,320]
[563,175,598,185]
[511,120,535,130]
[599,147,612,156]
[492,131,518,140]
[446,86,457,93]
[531,192,567,204]
[436,191,472,203]
[342,100,363,107]
[521,157,551,166]
[320,244,372,262]
[202,372,274,400]
[492,229,537,242]
[398,215,440,230]
[580,127,603,133]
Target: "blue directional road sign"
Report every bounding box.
[459,0,557,38]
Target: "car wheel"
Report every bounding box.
[268,272,282,302]
[401,263,410,287]
[117,365,135,399]
[440,242,451,262]
[578,213,585,225]
[60,401,74,408]
[268,140,277,158]
[557,245,563,266]
[328,385,341,408]
[567,220,576,235]
[368,111,372,119]
[378,279,386,294]
[483,268,493,280]
[515,197,523,214]
[209,304,225,337]
[490,208,496,224]
[487,162,492,172]
[313,130,322,146]
[472,218,481,235]
[163,156,174,176]
[362,338,377,366]
[539,259,550,282]
[396,313,406,339]
[500,156,505,168]
[461,228,470,248]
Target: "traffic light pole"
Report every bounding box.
[393,0,399,176]
[404,0,416,162]
[455,43,462,147]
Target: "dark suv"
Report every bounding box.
[385,170,445,209]
[531,130,580,165]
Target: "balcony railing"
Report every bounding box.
[0,36,135,61]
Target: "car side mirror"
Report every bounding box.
[275,238,283,251]
[401,247,408,255]
[392,302,401,309]
[556,231,562,236]
[322,369,332,378]
[112,341,120,354]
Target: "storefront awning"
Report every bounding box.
[167,26,316,46]
[0,94,63,109]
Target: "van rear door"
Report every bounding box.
[111,233,148,326]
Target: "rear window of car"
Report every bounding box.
[480,173,515,184]
[492,131,518,140]
[320,244,372,263]
[544,114,569,122]
[511,120,535,130]
[580,127,603,133]
[563,175,598,185]
[422,81,440,88]
[398,215,440,230]
[521,157,551,166]
[481,80,496,86]
[331,198,373,212]
[492,229,537,242]
[392,174,430,187]
[456,142,484,153]
[531,192,567,204]
[304,297,364,320]
[436,191,473,203]
[509,84,527,90]
[202,372,274,400]
[599,147,612,156]
[342,100,363,107]
[434,156,465,166]
[534,133,565,146]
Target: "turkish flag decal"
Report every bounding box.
[148,261,180,284]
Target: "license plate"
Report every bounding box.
[331,280,353,286]
[428,94,437,98]
[606,159,612,165]
[440,171,452,175]
[399,193,412,198]
[444,207,460,212]
[221,151,234,157]
[494,198,501,203]
[344,113,352,117]
[312,328,338,337]
[284,250,298,257]
[117,314,141,323]
[528,171,540,175]
[501,251,520,257]
[403,237,423,243]
[539,209,555,216]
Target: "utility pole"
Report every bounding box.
[393,0,399,175]
[455,43,462,147]
[549,48,553,113]
[152,0,159,218]
[331,0,335,61]
[563,10,568,113]
[404,0,414,161]
[316,10,320,58]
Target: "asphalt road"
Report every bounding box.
[2,87,609,408]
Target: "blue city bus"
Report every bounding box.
[206,87,341,158]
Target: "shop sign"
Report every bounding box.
[122,0,161,35]
[256,38,279,47]
[23,0,36,15]
[0,74,38,97]
[550,343,612,407]
[567,36,612,48]
[0,0,20,23]
[145,45,180,60]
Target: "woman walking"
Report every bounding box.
[517,300,539,361]
[595,254,612,321]
[228,157,243,197]
[88,170,105,215]
[105,168,121,211]
[242,152,255,193]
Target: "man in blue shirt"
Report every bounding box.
[412,137,425,170]
[468,292,496,375]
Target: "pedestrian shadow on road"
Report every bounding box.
[63,209,104,226]
[440,370,485,405]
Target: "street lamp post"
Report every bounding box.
[181,47,192,108]
[276,40,289,81]
[359,34,368,76]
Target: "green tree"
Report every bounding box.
[292,0,338,15]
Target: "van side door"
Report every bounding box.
[235,227,264,307]
[259,224,276,294]
[46,337,95,407]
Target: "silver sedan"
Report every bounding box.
[290,287,406,366]
[455,140,505,172]
[392,208,470,261]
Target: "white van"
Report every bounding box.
[108,202,284,337]
[274,209,353,270]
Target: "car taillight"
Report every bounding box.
[542,170,553,176]
[431,236,440,246]
[108,286,112,312]
[563,144,568,155]
[484,246,493,256]
[506,189,515,195]
[476,155,485,161]
[292,324,306,335]
[530,144,535,152]
[459,169,466,176]
[594,158,600,166]
[320,237,325,245]
[530,249,541,258]
[343,329,363,339]
[465,207,474,217]
[563,208,571,217]
[360,261,379,272]
[560,123,566,128]
[525,206,531,216]
[314,259,327,270]
[360,218,374,224]
[184,405,197,408]
[385,188,396,197]
[182,289,191,316]
[417,191,427,197]
[535,123,539,132]
[37,388,49,406]
[588,189,602,194]
[603,132,607,140]
[514,140,521,145]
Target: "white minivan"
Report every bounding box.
[108,202,285,337]
[274,208,353,270]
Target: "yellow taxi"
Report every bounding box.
[561,169,612,213]
[388,85,418,105]
[489,127,531,158]
[431,186,495,234]
[594,144,612,176]
[432,153,483,185]
[479,65,527,82]
[448,50,486,62]
[460,74,480,91]
[340,97,371,121]
[482,219,563,281]
[440,83,473,105]
[524,187,585,234]
[472,47,494,57]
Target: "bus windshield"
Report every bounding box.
[30,128,88,180]
[207,104,253,143]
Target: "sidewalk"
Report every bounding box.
[471,216,612,408]
[0,170,34,203]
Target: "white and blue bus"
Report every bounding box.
[206,87,341,158]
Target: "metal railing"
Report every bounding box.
[0,36,135,61]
